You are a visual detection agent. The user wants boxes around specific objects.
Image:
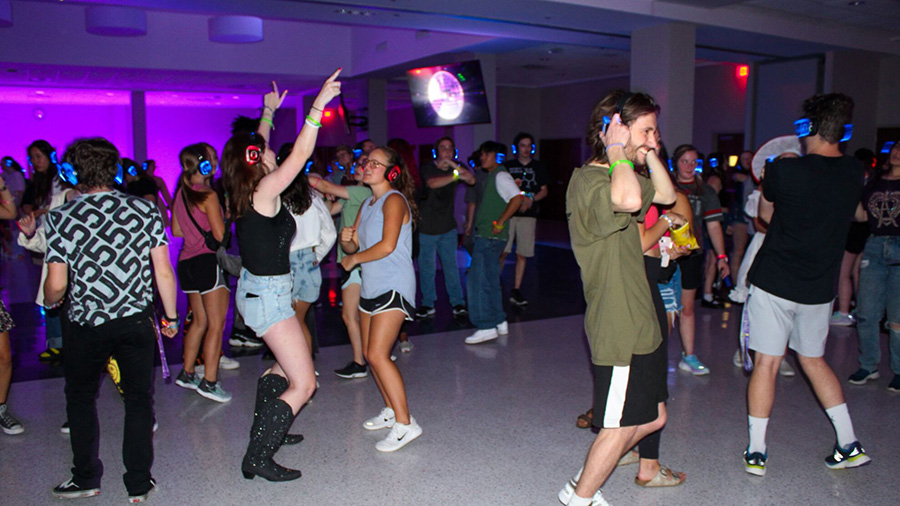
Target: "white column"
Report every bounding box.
[630,23,696,150]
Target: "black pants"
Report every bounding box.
[64,309,156,494]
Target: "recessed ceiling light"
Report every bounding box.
[848,1,864,5]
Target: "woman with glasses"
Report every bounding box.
[339,147,421,452]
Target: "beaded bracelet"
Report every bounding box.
[609,159,634,176]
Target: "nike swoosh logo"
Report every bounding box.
[398,433,406,441]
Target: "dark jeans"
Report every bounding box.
[467,236,507,329]
[65,309,156,494]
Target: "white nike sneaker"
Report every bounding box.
[465,328,499,345]
[363,407,395,431]
[375,418,422,452]
[496,321,509,335]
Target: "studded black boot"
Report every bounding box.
[241,398,302,481]
[256,374,304,445]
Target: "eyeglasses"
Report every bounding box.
[365,159,388,170]
[678,159,698,166]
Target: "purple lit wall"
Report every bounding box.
[0,102,133,176]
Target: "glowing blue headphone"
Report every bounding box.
[305,160,314,174]
[142,161,149,171]
[190,146,214,176]
[511,140,535,156]
[49,150,58,166]
[57,160,123,186]
[468,159,477,169]
[3,158,12,168]
[432,147,459,160]
[125,161,139,177]
[495,152,506,164]
[695,158,704,174]
[883,141,896,154]
[794,118,853,143]
[352,148,363,158]
[709,157,719,169]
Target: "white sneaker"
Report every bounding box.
[465,328,499,345]
[779,359,795,377]
[496,321,509,335]
[558,467,612,505]
[363,407,395,431]
[399,341,413,353]
[195,355,240,375]
[218,355,240,370]
[375,418,422,452]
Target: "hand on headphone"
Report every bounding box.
[601,113,630,152]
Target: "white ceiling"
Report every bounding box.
[2,0,898,93]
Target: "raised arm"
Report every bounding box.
[604,114,642,212]
[255,70,342,204]
[309,173,350,200]
[645,149,677,205]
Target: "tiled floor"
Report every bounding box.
[2,225,899,505]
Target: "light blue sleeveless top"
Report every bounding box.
[357,190,416,306]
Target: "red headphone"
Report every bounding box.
[386,164,401,183]
[245,145,261,165]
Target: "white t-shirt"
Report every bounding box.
[495,171,521,203]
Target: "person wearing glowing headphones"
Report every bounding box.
[561,90,677,506]
[415,136,476,320]
[501,132,549,307]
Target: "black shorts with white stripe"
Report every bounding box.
[591,341,667,429]
[358,291,415,321]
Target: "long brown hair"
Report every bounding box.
[377,146,419,227]
[222,132,267,218]
[176,144,214,209]
[586,90,660,165]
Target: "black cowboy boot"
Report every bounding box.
[256,374,304,445]
[241,398,302,482]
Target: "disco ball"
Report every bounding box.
[427,71,465,120]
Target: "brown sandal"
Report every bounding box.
[576,408,593,429]
[634,466,686,487]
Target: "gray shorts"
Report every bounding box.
[504,216,537,257]
[746,285,831,358]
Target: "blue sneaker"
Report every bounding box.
[825,441,871,469]
[679,353,710,376]
[743,448,767,476]
[174,369,200,390]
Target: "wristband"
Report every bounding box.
[44,299,63,310]
[661,214,674,228]
[260,117,275,129]
[161,314,180,331]
[311,105,324,113]
[264,105,275,114]
[609,159,635,176]
[305,115,322,128]
[1,200,13,205]
[605,142,625,152]
[520,191,534,200]
[492,220,504,230]
[452,169,459,180]
[717,254,728,260]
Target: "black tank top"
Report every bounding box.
[236,203,295,276]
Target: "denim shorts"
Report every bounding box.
[289,247,322,304]
[236,269,295,336]
[658,266,683,314]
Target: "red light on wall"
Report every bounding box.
[323,110,333,119]
[737,65,749,78]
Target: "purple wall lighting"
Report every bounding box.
[85,6,147,37]
[0,87,132,178]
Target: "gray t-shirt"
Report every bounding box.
[358,190,416,306]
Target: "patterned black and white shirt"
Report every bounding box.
[45,191,167,327]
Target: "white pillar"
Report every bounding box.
[630,23,696,150]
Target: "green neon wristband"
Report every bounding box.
[609,159,635,176]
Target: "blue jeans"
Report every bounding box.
[46,308,63,349]
[467,236,506,329]
[856,235,900,375]
[417,229,465,308]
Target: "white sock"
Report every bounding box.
[748,415,769,454]
[703,293,714,302]
[825,404,857,448]
[568,494,592,506]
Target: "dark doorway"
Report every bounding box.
[538,138,583,220]
[716,133,745,167]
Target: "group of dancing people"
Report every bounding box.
[0,68,896,504]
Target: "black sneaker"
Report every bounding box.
[509,289,528,306]
[228,327,264,349]
[334,361,368,379]
[415,306,436,319]
[888,374,900,393]
[52,478,100,499]
[452,305,468,317]
[127,479,156,504]
[848,368,879,385]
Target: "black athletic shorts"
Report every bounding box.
[359,291,415,321]
[677,252,704,291]
[592,340,667,429]
[177,253,227,294]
